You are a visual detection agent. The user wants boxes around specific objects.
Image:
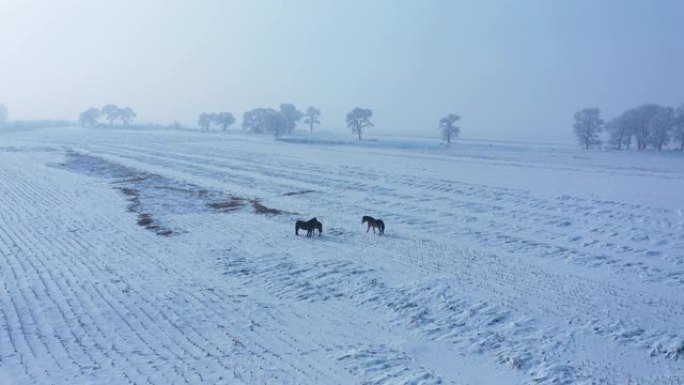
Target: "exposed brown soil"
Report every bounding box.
[135,213,172,236]
[207,198,246,212]
[137,214,153,226]
[282,190,316,196]
[154,185,210,197]
[251,201,287,215]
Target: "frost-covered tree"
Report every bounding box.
[198,112,213,131]
[606,108,637,150]
[573,108,604,149]
[0,104,8,126]
[117,107,136,127]
[607,104,673,151]
[101,104,119,126]
[303,106,321,133]
[647,106,674,151]
[631,104,662,150]
[214,112,235,132]
[673,104,684,151]
[242,108,267,133]
[279,103,302,134]
[439,114,461,144]
[242,108,288,137]
[346,107,373,140]
[265,109,289,138]
[78,107,100,128]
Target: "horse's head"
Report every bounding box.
[362,216,371,224]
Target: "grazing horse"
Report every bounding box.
[295,217,323,237]
[362,216,385,235]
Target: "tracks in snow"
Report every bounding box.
[2,131,684,384]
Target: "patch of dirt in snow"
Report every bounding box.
[59,151,289,234]
[251,200,291,215]
[206,198,246,212]
[282,189,316,196]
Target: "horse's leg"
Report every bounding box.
[366,224,370,233]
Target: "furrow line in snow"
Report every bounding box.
[82,142,684,280]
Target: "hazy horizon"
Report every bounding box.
[1,0,683,142]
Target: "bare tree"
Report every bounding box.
[117,107,136,127]
[79,107,100,128]
[346,107,373,140]
[242,108,268,133]
[198,113,213,131]
[265,109,289,138]
[303,106,321,133]
[647,106,674,151]
[279,103,302,134]
[242,108,288,137]
[101,104,119,126]
[214,112,235,132]
[632,104,662,150]
[439,114,461,144]
[573,108,604,149]
[606,108,637,150]
[673,104,684,151]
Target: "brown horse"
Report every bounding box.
[296,217,323,237]
[362,216,385,235]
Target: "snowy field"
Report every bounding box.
[1,126,683,385]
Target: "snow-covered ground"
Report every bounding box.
[1,127,683,384]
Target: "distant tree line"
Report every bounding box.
[239,104,464,143]
[573,103,684,151]
[76,102,467,144]
[79,104,137,128]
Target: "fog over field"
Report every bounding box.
[1,0,683,141]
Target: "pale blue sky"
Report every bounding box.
[1,0,682,141]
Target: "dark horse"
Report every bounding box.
[295,217,322,237]
[362,216,385,235]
